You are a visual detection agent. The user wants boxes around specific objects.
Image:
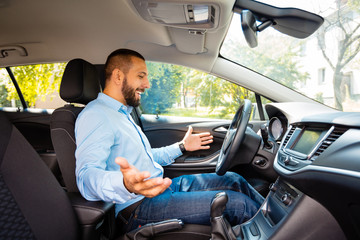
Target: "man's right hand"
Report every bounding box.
[115,157,172,198]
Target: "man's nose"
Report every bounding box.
[143,77,150,89]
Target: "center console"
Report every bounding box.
[238,178,345,240]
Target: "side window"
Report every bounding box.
[141,62,270,120]
[0,68,22,108]
[0,63,67,110]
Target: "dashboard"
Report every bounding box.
[263,102,360,239]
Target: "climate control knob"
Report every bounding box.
[281,193,292,206]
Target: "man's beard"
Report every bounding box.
[122,76,142,107]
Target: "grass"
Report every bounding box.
[162,107,234,120]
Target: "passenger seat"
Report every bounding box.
[0,111,79,239]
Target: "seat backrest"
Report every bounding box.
[51,59,101,192]
[0,111,79,240]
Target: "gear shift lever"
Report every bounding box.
[210,192,236,240]
[211,192,228,218]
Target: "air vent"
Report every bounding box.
[312,127,348,159]
[282,125,295,148]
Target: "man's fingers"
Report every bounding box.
[115,157,170,197]
[115,157,130,169]
[200,145,211,150]
[140,178,172,198]
[132,177,172,197]
[187,126,193,134]
[201,135,213,140]
[136,177,168,190]
[201,139,213,145]
[184,126,193,139]
[198,132,212,137]
[116,157,151,183]
[134,171,151,182]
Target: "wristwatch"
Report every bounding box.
[179,142,186,153]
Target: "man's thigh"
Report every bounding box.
[170,172,249,192]
[129,188,259,229]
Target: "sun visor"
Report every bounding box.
[130,1,219,30]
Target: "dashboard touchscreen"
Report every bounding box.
[291,129,322,155]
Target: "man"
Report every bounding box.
[75,49,264,232]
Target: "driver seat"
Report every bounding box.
[50,58,211,240]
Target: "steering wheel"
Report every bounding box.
[216,99,252,176]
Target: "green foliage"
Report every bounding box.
[0,70,12,107]
[220,81,255,117]
[141,61,256,119]
[222,38,309,88]
[140,62,183,114]
[0,84,12,107]
[7,63,66,108]
[348,0,360,11]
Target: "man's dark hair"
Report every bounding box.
[104,48,145,81]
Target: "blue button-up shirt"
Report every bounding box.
[75,93,182,216]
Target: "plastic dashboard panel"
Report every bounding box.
[270,110,360,239]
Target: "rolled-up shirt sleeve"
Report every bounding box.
[152,143,183,166]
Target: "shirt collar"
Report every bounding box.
[97,93,133,115]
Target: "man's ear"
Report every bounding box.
[113,68,125,86]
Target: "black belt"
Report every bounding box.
[120,199,144,220]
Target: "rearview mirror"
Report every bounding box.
[234,0,324,48]
[241,10,258,48]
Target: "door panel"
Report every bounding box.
[141,114,230,177]
[141,114,269,180]
[142,114,229,156]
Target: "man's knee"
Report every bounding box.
[223,171,246,182]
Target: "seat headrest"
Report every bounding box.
[60,58,101,105]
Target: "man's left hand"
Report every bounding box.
[182,126,213,152]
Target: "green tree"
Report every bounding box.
[220,81,255,118]
[195,75,254,117]
[0,69,12,107]
[140,62,183,114]
[222,37,309,89]
[142,62,256,119]
[6,63,66,108]
[0,84,12,106]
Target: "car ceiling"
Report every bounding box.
[0,0,234,72]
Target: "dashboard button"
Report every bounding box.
[288,157,299,166]
[281,155,289,164]
[269,183,278,192]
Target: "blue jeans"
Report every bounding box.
[126,172,264,231]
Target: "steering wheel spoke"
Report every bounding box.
[216,99,252,176]
[223,129,236,153]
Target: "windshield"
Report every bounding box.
[221,0,360,112]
